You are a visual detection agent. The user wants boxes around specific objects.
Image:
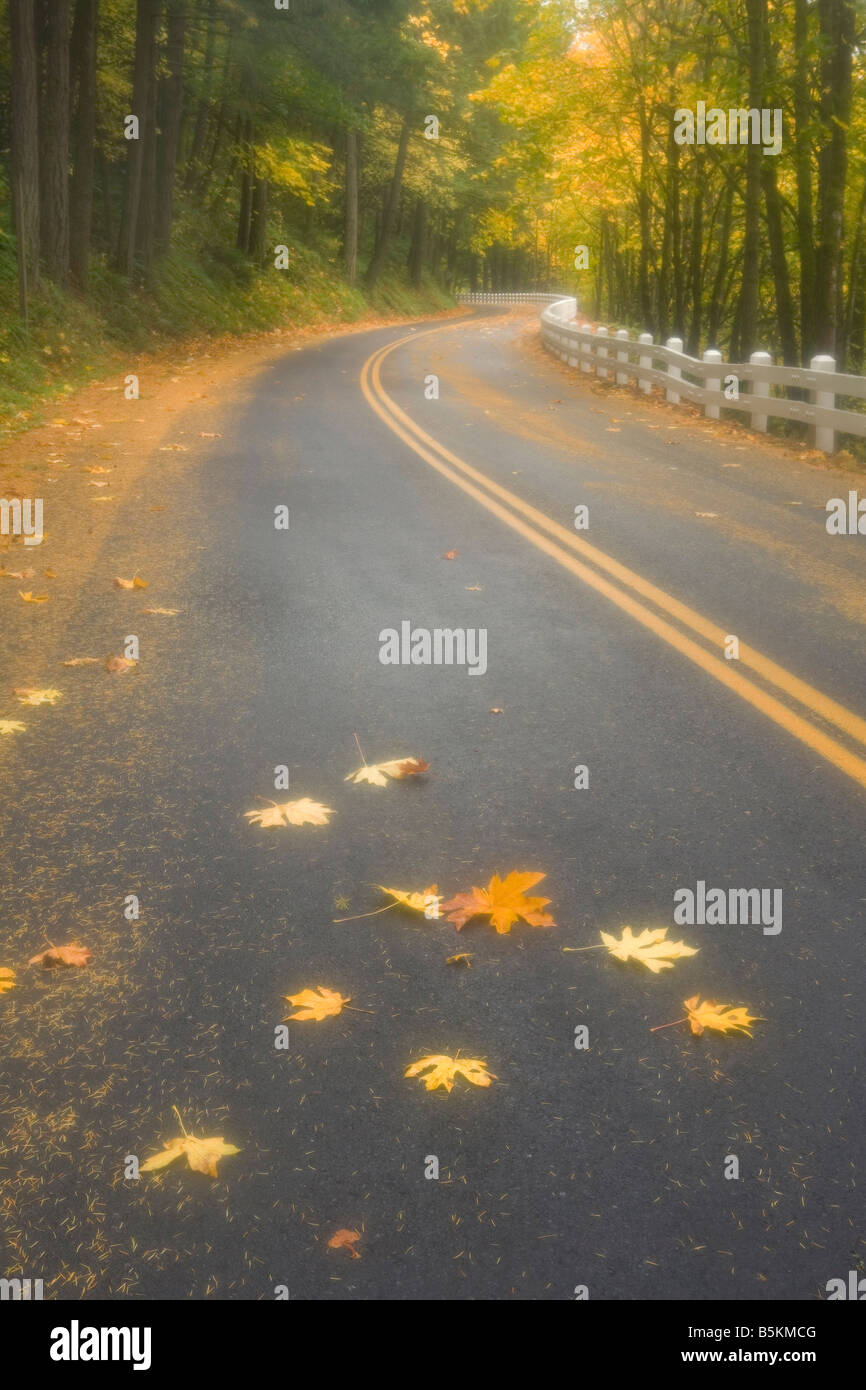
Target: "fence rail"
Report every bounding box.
[539,298,865,453]
[458,292,570,305]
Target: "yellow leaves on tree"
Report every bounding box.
[140,1110,240,1178]
[245,797,334,828]
[345,756,429,787]
[284,986,349,1021]
[599,926,698,973]
[0,968,16,994]
[404,1054,496,1093]
[442,871,555,934]
[14,687,62,706]
[29,943,92,968]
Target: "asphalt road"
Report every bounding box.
[2,308,865,1301]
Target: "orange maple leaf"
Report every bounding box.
[442,872,555,934]
[29,943,92,968]
[328,1228,362,1258]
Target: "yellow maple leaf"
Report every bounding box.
[139,1107,240,1177]
[0,968,16,994]
[284,986,349,1021]
[18,591,50,603]
[345,756,429,787]
[442,871,555,934]
[405,1054,496,1093]
[600,926,698,973]
[377,885,442,914]
[684,996,763,1037]
[0,720,26,735]
[114,574,148,590]
[140,1133,240,1177]
[14,687,62,706]
[245,797,334,828]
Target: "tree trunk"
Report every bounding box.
[69,0,98,289]
[249,175,268,266]
[365,113,411,290]
[236,119,253,253]
[185,0,217,188]
[408,196,427,289]
[793,0,816,361]
[155,0,187,252]
[762,162,798,364]
[10,0,41,307]
[344,128,359,284]
[39,0,71,284]
[118,0,159,276]
[736,0,765,359]
[814,0,855,354]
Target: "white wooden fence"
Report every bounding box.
[458,292,570,306]
[539,297,866,455]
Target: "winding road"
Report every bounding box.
[2,306,865,1300]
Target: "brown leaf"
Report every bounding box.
[328,1229,362,1258]
[29,943,92,968]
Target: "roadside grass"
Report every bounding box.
[0,220,453,439]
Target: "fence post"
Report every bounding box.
[809,355,836,453]
[638,333,653,393]
[615,328,630,385]
[580,326,592,373]
[665,337,683,403]
[703,349,722,418]
[596,327,609,379]
[749,351,772,432]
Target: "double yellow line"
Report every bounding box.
[361,326,866,791]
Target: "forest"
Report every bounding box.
[0,0,864,410]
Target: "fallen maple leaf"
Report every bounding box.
[105,655,137,674]
[14,687,62,706]
[114,574,148,590]
[683,996,763,1037]
[378,885,442,914]
[405,1054,496,1093]
[18,591,50,603]
[445,953,473,967]
[0,968,16,994]
[328,1229,362,1258]
[29,943,92,968]
[442,872,555,934]
[0,720,26,735]
[245,797,334,828]
[442,549,458,559]
[140,1111,240,1178]
[284,986,349,1021]
[345,756,429,787]
[599,926,698,973]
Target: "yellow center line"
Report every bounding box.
[360,327,866,791]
